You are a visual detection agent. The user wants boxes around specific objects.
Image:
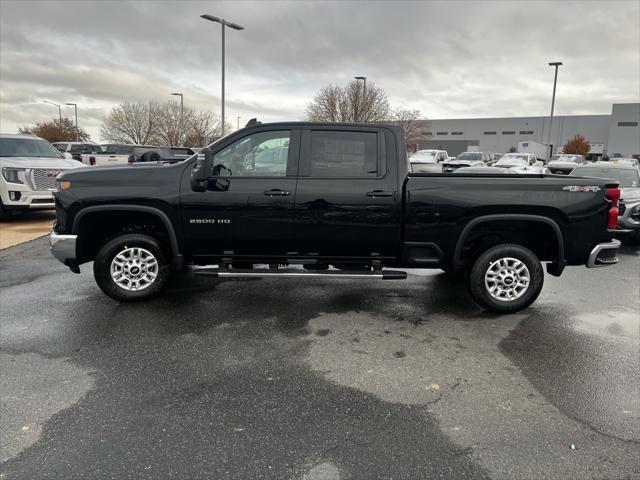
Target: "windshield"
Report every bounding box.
[495,156,527,166]
[573,167,640,188]
[550,155,581,163]
[456,152,482,160]
[0,137,65,158]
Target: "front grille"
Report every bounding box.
[31,169,61,190]
[550,168,571,175]
[32,198,54,204]
[619,202,626,215]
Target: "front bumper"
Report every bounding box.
[617,201,640,233]
[586,239,621,268]
[50,231,77,266]
[1,187,55,209]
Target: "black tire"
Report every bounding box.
[93,234,170,302]
[468,243,544,314]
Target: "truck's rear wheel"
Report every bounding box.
[468,244,543,313]
[94,234,170,302]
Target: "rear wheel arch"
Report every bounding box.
[452,214,565,273]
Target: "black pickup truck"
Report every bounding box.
[50,122,621,313]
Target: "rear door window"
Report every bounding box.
[308,130,378,177]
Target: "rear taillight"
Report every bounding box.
[605,187,620,230]
[128,154,134,164]
[89,156,96,166]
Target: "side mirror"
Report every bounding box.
[191,147,214,192]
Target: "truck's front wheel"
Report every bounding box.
[468,244,544,314]
[94,234,170,302]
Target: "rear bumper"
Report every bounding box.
[586,239,621,268]
[50,231,77,265]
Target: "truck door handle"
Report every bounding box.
[264,189,291,196]
[366,190,393,198]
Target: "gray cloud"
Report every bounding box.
[1,0,638,141]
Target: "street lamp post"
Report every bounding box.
[65,103,78,141]
[43,100,62,130]
[547,62,563,155]
[171,93,184,145]
[201,14,244,137]
[354,76,367,122]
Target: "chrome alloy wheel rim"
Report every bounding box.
[110,247,159,291]
[484,257,530,302]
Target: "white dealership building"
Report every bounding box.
[416,103,639,158]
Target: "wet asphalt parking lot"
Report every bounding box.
[0,237,638,480]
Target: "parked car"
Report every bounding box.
[454,166,518,174]
[82,144,138,166]
[571,162,640,241]
[547,154,585,174]
[133,146,195,163]
[1,134,86,218]
[493,153,549,174]
[518,140,550,162]
[51,122,621,313]
[52,142,100,161]
[410,149,449,163]
[441,152,490,172]
[410,149,449,173]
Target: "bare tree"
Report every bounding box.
[306,80,390,123]
[306,85,343,122]
[182,111,232,147]
[101,101,160,145]
[155,101,194,146]
[388,108,424,150]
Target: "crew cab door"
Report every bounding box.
[294,126,401,258]
[180,128,300,258]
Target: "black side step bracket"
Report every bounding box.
[190,266,407,280]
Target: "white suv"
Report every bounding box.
[1,134,86,218]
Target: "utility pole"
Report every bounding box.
[354,76,367,122]
[547,62,563,156]
[171,93,184,145]
[201,14,244,137]
[65,103,78,141]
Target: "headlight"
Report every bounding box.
[2,167,25,184]
[631,205,640,220]
[56,179,71,190]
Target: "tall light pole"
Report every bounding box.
[201,14,244,137]
[354,76,367,123]
[65,103,78,141]
[43,100,62,130]
[171,92,184,145]
[547,62,562,155]
[354,76,367,96]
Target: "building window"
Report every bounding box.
[618,121,638,127]
[436,132,448,136]
[451,131,463,136]
[502,131,515,135]
[519,130,534,135]
[484,131,497,135]
[423,131,433,136]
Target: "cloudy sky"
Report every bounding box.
[1,0,638,141]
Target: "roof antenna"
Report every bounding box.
[245,118,261,127]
